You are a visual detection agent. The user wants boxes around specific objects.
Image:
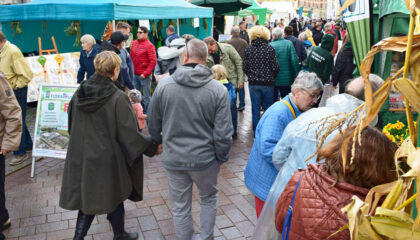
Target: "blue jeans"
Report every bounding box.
[134,75,152,113]
[231,98,238,134]
[13,87,33,156]
[238,87,245,108]
[249,85,275,132]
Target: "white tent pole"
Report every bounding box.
[177,19,180,36]
[112,20,116,32]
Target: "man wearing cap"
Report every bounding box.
[130,26,157,113]
[99,31,134,90]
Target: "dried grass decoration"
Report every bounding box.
[64,21,81,47]
[9,21,22,37]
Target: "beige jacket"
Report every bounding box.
[0,71,22,151]
[0,41,33,89]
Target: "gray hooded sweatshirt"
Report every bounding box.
[147,64,233,170]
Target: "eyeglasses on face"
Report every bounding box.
[302,88,321,101]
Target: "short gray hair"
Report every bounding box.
[298,32,308,41]
[231,26,240,34]
[166,25,175,33]
[272,28,284,39]
[345,74,384,101]
[185,39,208,62]
[291,71,323,94]
[324,23,332,31]
[80,34,96,47]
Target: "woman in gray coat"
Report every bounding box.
[59,51,159,240]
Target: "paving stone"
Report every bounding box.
[158,219,176,236]
[21,215,46,227]
[138,215,159,231]
[215,215,234,229]
[236,220,255,237]
[221,226,242,239]
[143,229,163,240]
[36,220,69,234]
[151,205,172,221]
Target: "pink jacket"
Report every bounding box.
[132,103,147,129]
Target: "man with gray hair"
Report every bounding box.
[165,25,180,46]
[244,71,323,217]
[270,27,299,101]
[324,22,338,56]
[228,26,248,111]
[147,39,233,240]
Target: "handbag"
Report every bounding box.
[281,174,305,240]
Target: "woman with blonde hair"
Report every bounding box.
[60,51,160,240]
[243,25,280,132]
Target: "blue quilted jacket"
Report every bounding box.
[244,95,301,201]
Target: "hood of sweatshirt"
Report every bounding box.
[171,64,213,88]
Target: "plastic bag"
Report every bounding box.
[319,83,339,107]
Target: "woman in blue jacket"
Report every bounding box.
[77,34,99,83]
[244,71,323,218]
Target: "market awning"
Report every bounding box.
[0,0,214,21]
[379,0,409,19]
[190,0,252,15]
[223,0,268,24]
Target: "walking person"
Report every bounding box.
[243,26,280,132]
[204,36,243,136]
[147,39,233,240]
[307,34,335,84]
[130,26,157,113]
[59,51,160,240]
[270,28,299,101]
[0,31,33,166]
[227,26,248,111]
[239,21,250,44]
[284,26,307,64]
[0,71,22,238]
[332,34,356,93]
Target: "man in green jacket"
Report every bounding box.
[270,28,299,101]
[307,34,335,84]
[204,37,244,136]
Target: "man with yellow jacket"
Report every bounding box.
[0,70,22,236]
[0,32,33,166]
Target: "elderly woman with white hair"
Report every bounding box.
[243,25,280,131]
[244,71,323,218]
[77,34,99,83]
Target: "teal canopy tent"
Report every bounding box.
[190,0,252,15]
[0,0,213,21]
[0,0,213,53]
[224,0,270,25]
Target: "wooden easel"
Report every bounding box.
[38,36,59,55]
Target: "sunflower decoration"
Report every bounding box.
[383,121,417,146]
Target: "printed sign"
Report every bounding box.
[342,0,369,22]
[32,85,78,159]
[194,18,200,28]
[26,52,80,102]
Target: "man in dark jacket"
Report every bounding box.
[239,21,250,44]
[147,39,233,240]
[99,32,134,90]
[332,42,356,93]
[228,26,248,111]
[289,18,300,38]
[284,26,307,64]
[307,34,335,84]
[312,22,324,46]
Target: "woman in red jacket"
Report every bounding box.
[275,126,397,239]
[130,26,157,113]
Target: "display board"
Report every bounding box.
[26,52,80,102]
[32,84,78,160]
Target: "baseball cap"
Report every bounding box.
[110,31,129,45]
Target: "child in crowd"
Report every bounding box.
[211,64,237,134]
[128,89,147,131]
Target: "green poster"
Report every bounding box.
[32,84,78,159]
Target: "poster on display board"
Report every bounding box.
[25,52,80,102]
[32,84,78,159]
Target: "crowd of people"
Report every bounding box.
[0,15,396,240]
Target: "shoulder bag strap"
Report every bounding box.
[281,173,305,240]
[281,100,296,119]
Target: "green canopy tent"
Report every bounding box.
[224,0,270,25]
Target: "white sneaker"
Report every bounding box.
[9,153,30,166]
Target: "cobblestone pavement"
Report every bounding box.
[4,87,257,240]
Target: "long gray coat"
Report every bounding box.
[59,74,152,215]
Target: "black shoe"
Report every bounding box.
[233,133,238,138]
[1,218,10,231]
[113,232,139,240]
[238,106,245,111]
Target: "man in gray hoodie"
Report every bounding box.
[147,39,233,240]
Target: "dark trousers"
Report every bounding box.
[13,87,33,156]
[237,88,245,108]
[0,154,8,240]
[273,86,291,102]
[76,202,125,235]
